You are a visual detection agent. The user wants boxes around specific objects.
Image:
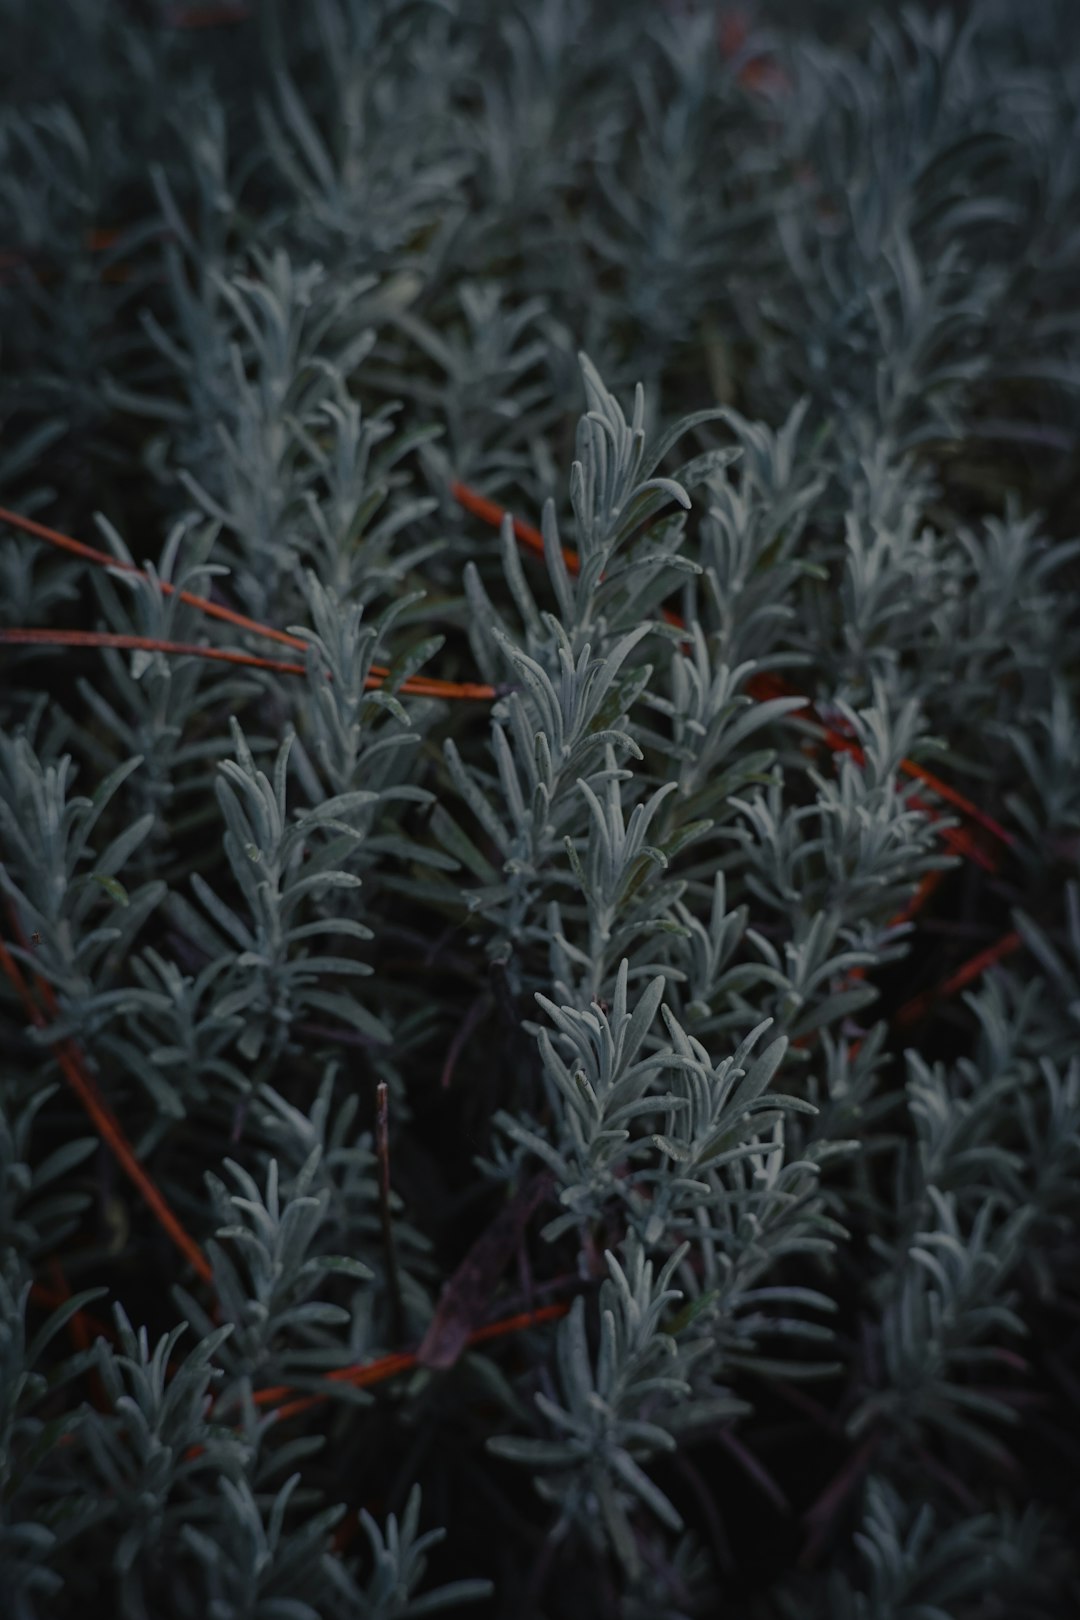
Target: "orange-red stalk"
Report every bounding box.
[0,912,213,1284]
[893,929,1023,1030]
[0,627,495,701]
[0,507,495,701]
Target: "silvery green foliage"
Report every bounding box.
[248,1067,435,1344]
[173,1473,356,1620]
[496,962,829,1269]
[0,722,165,1048]
[460,352,707,671]
[999,685,1080,862]
[176,252,381,622]
[78,1311,485,1620]
[747,9,1080,460]
[347,1486,494,1620]
[488,1242,702,1575]
[776,1476,1069,1620]
[850,1189,1031,1463]
[0,427,80,629]
[494,964,674,1241]
[1,0,1080,1613]
[617,1529,716,1620]
[820,477,1080,732]
[488,966,839,1569]
[637,627,809,820]
[0,1084,95,1260]
[1008,885,1080,1061]
[81,1315,248,1604]
[259,0,472,272]
[0,1266,104,1620]
[168,718,388,1065]
[103,944,250,1150]
[68,517,256,845]
[173,1154,372,1395]
[434,663,663,975]
[689,401,830,672]
[289,573,441,833]
[371,281,565,493]
[731,692,948,919]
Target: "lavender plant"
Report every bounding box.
[1,2,1079,1617]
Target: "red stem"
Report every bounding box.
[893,929,1023,1030]
[246,1301,572,1425]
[0,912,213,1284]
[0,507,495,701]
[0,627,495,702]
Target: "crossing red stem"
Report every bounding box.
[0,506,495,701]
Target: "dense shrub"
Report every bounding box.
[1,2,1079,1615]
